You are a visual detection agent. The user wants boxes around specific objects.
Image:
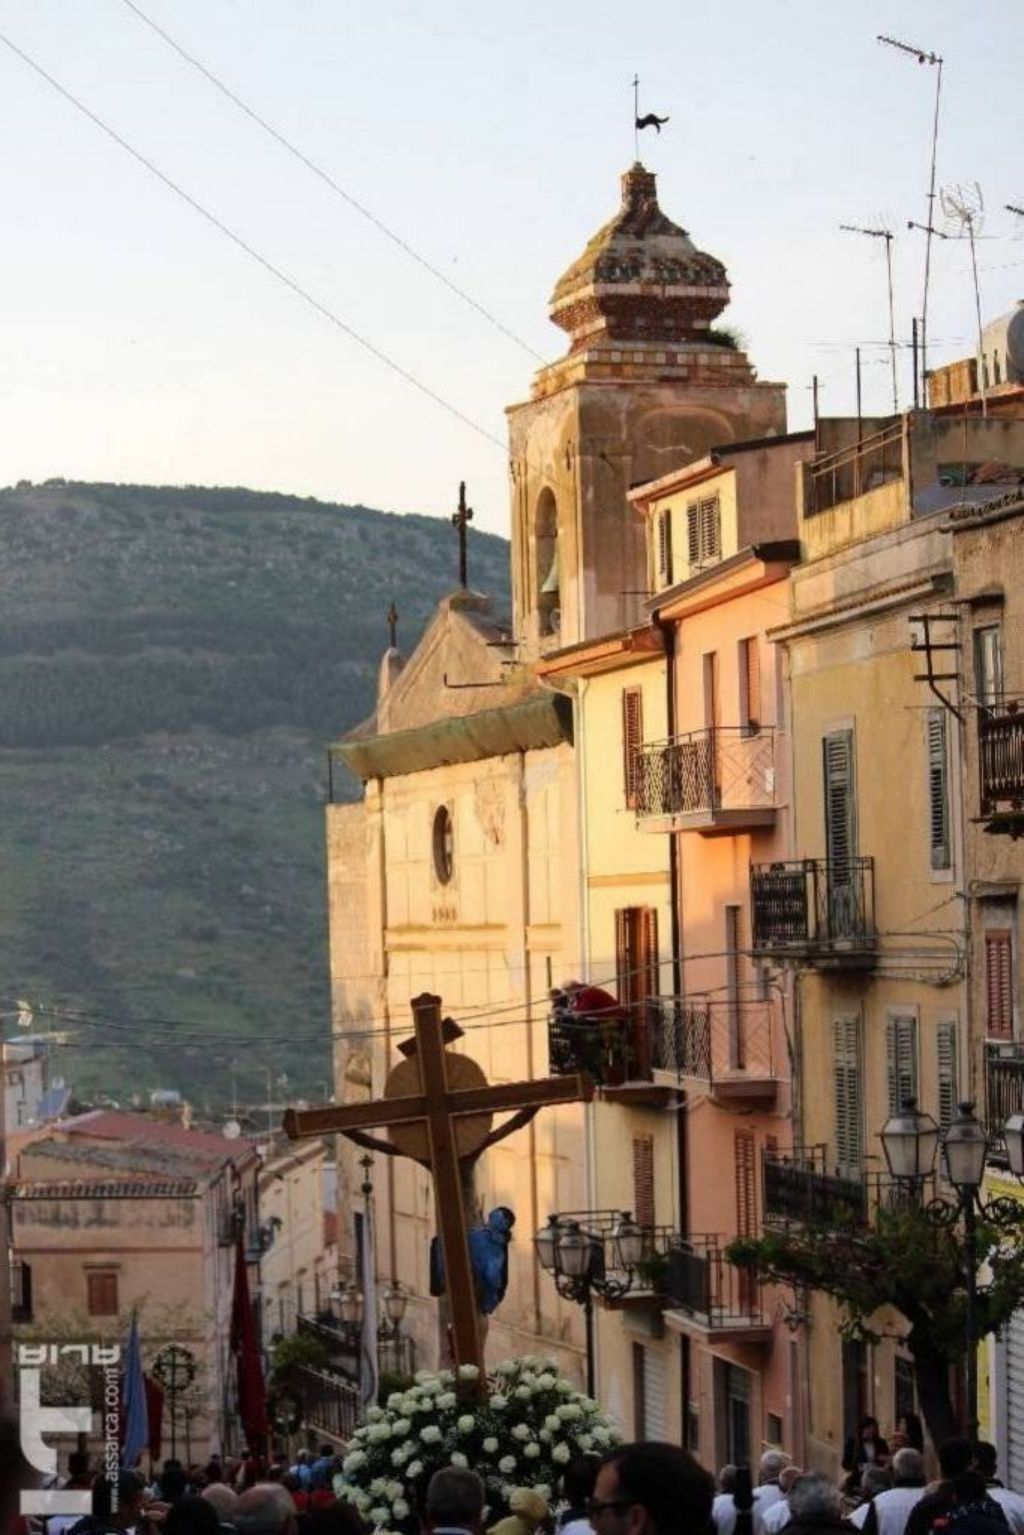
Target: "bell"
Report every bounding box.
[540,547,561,596]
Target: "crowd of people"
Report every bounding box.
[16,1428,1024,1535]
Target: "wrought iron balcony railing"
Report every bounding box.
[636,727,777,831]
[750,857,875,964]
[763,1148,937,1227]
[297,1313,415,1380]
[648,999,776,1098]
[291,1363,359,1444]
[979,702,1024,834]
[985,1042,1024,1148]
[664,1235,764,1330]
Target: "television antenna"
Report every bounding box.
[1007,203,1024,220]
[877,35,943,404]
[840,223,899,413]
[941,182,987,417]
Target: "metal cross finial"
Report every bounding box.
[387,600,398,649]
[452,481,473,589]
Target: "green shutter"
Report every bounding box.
[927,709,951,870]
[937,1019,958,1132]
[885,1014,918,1116]
[823,730,857,879]
[833,1015,863,1177]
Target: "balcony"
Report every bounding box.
[985,1043,1024,1154]
[548,1003,675,1108]
[297,1313,415,1380]
[750,857,876,968]
[762,1148,936,1226]
[637,728,777,834]
[978,702,1024,836]
[649,999,777,1103]
[291,1363,359,1445]
[662,1235,771,1343]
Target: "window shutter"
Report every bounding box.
[937,1019,958,1132]
[742,638,762,732]
[734,1130,756,1237]
[986,930,1014,1039]
[885,1014,918,1116]
[687,504,700,566]
[658,510,673,583]
[633,1135,655,1228]
[823,730,857,877]
[615,908,632,1004]
[622,689,643,809]
[701,497,721,561]
[639,907,659,1000]
[833,1016,863,1176]
[927,709,951,870]
[87,1271,119,1316]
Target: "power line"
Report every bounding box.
[0,28,508,458]
[116,0,546,365]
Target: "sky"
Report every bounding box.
[0,0,1021,537]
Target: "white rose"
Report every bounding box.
[386,1482,404,1500]
[457,1414,475,1433]
[489,1394,508,1411]
[514,1385,532,1400]
[437,1391,457,1410]
[366,1405,385,1422]
[370,1509,390,1527]
[499,1456,517,1474]
[536,1373,556,1390]
[482,1437,499,1454]
[577,1434,593,1451]
[387,1392,406,1409]
[406,1461,423,1479]
[538,1429,551,1443]
[536,1486,552,1502]
[371,1479,389,1497]
[544,1414,561,1432]
[343,1451,367,1472]
[511,1424,531,1442]
[557,1403,582,1421]
[552,1444,572,1464]
[450,1452,469,1469]
[458,1364,480,1380]
[392,1418,411,1438]
[393,1501,410,1521]
[523,1444,541,1460]
[421,1424,442,1443]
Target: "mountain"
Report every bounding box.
[0,480,511,1111]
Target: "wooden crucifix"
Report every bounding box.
[283,993,591,1378]
[452,481,473,589]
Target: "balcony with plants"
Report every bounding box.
[750,856,876,969]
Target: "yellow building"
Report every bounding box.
[327,161,787,1399]
[760,408,1024,1472]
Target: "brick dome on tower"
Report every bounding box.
[549,163,730,352]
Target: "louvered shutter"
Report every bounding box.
[927,709,952,870]
[735,1130,757,1309]
[937,1019,958,1132]
[986,931,1014,1039]
[701,497,721,561]
[824,731,857,880]
[615,908,632,1004]
[633,1135,655,1228]
[658,510,673,583]
[622,689,643,809]
[833,1016,863,1177]
[687,503,700,567]
[743,637,762,732]
[885,1014,918,1115]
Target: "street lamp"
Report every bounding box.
[879,1098,1021,1441]
[330,1283,364,1344]
[533,1211,648,1397]
[383,1282,408,1331]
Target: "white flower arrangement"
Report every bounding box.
[337,1356,621,1534]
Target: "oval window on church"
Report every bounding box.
[432,806,454,885]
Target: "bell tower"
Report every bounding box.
[507,163,788,658]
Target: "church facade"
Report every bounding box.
[327,162,788,1389]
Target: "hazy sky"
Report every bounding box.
[1,0,1021,535]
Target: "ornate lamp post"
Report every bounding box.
[880,1098,1020,1441]
[534,1211,646,1397]
[329,1283,364,1347]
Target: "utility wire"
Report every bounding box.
[0,28,508,458]
[117,0,546,365]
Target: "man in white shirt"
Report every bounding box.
[848,1449,927,1535]
[762,1468,805,1535]
[754,1453,791,1519]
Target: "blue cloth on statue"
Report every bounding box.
[429,1206,516,1314]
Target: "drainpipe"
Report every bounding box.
[653,611,686,1237]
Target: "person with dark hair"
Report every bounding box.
[843,1422,891,1476]
[204,1460,224,1488]
[973,1446,1024,1535]
[158,1467,190,1506]
[425,1468,486,1535]
[932,1474,1010,1535]
[904,1442,994,1535]
[69,1473,149,1535]
[592,1443,714,1535]
[164,1499,224,1535]
[557,1459,598,1535]
[47,1456,95,1535]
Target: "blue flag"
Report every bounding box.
[120,1310,149,1470]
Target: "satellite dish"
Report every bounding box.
[223,1119,242,1140]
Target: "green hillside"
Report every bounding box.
[0,480,511,1111]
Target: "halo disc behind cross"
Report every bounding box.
[384,1050,493,1163]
